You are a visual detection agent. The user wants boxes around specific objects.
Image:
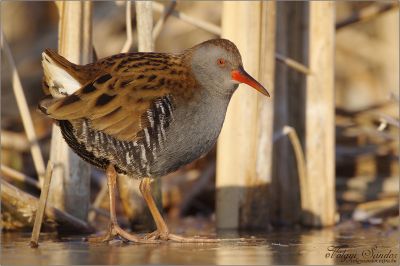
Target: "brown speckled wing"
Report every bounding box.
[44,52,196,142]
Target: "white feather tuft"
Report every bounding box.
[42,52,82,98]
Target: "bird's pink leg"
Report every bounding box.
[89,165,158,244]
[140,177,219,243]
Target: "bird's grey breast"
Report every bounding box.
[151,93,230,176]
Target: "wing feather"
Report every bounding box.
[40,51,197,142]
[44,72,175,142]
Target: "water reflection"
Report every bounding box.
[299,229,336,265]
[2,227,398,265]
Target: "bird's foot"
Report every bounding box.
[88,223,160,244]
[143,230,220,243]
[87,227,115,243]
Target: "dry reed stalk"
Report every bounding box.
[30,163,53,248]
[120,1,132,53]
[1,164,40,190]
[217,1,275,229]
[136,1,154,52]
[304,1,336,226]
[246,1,276,229]
[272,3,306,224]
[47,1,93,221]
[152,1,221,35]
[152,1,176,40]
[1,34,46,186]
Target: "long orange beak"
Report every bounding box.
[231,65,270,97]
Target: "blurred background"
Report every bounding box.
[1,1,398,239]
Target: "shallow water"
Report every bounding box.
[2,226,399,265]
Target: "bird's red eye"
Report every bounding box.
[217,58,225,67]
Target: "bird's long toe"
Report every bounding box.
[113,224,160,244]
[143,230,220,243]
[87,224,118,243]
[168,233,220,243]
[88,223,160,244]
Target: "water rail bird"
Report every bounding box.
[39,39,269,243]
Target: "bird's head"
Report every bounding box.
[188,39,270,98]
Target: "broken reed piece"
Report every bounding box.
[1,131,31,152]
[336,2,399,30]
[275,53,312,75]
[1,178,93,244]
[1,164,41,190]
[30,162,53,248]
[282,126,309,219]
[378,114,400,131]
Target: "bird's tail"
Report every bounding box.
[40,49,84,115]
[41,49,82,99]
